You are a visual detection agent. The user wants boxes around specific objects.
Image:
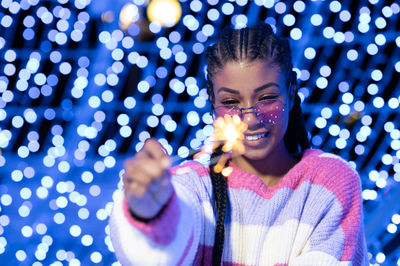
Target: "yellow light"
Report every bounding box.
[224,124,239,142]
[214,163,224,174]
[221,166,233,177]
[147,0,182,28]
[213,114,247,155]
[119,4,141,30]
[211,114,248,176]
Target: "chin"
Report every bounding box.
[242,149,272,162]
[241,137,285,162]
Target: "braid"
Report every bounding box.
[239,28,244,60]
[220,28,237,61]
[243,27,249,60]
[209,146,228,265]
[204,23,311,263]
[285,93,310,153]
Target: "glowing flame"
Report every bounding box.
[221,166,233,177]
[211,114,247,176]
[213,114,247,154]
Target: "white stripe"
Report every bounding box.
[228,220,315,265]
[201,201,216,246]
[293,250,351,265]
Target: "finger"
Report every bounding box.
[125,181,147,197]
[124,156,156,183]
[124,168,153,186]
[137,159,170,181]
[123,147,151,171]
[143,139,171,165]
[150,172,171,190]
[125,139,171,169]
[123,157,139,172]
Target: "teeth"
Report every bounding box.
[245,133,266,141]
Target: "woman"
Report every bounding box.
[109,24,368,265]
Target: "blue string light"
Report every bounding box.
[189,0,201,12]
[0,0,399,264]
[221,2,234,15]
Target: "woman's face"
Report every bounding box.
[212,60,294,161]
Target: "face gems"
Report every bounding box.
[255,100,285,125]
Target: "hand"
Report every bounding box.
[123,138,173,220]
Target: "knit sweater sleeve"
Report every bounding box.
[292,153,368,265]
[109,161,210,265]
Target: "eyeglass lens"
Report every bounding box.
[214,99,285,125]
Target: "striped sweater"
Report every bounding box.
[109,149,368,265]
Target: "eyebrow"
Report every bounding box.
[216,82,280,95]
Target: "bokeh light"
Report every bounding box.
[0,0,399,265]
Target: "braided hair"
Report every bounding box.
[205,24,310,265]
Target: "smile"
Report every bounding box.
[244,132,269,141]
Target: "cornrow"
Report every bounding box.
[220,28,236,61]
[239,28,244,60]
[205,23,310,265]
[285,93,310,153]
[209,145,228,266]
[243,27,249,60]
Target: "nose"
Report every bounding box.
[242,109,260,128]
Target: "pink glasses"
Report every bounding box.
[214,99,286,125]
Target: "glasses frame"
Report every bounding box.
[213,98,286,124]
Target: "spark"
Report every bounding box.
[170,114,247,177]
[211,114,247,176]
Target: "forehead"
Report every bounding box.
[212,60,285,94]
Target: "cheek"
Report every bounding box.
[270,111,290,137]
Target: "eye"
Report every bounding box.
[259,95,279,101]
[221,99,239,105]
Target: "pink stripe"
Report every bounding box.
[177,232,194,265]
[122,190,179,245]
[296,153,361,261]
[193,245,213,265]
[226,149,362,260]
[192,245,289,265]
[340,187,362,261]
[227,149,322,199]
[193,244,204,265]
[171,150,361,262]
[305,156,361,261]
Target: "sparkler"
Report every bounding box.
[211,114,247,176]
[172,114,247,177]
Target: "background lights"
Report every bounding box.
[119,4,140,30]
[0,0,399,265]
[147,0,182,28]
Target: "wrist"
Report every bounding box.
[128,199,169,222]
[127,188,174,222]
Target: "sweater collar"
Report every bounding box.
[226,149,322,199]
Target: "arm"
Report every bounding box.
[109,161,209,265]
[292,154,368,265]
